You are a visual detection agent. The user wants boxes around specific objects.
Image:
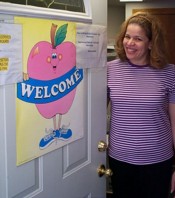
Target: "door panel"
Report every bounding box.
[0,69,107,198]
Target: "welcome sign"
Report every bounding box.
[17,67,83,104]
[15,17,85,165]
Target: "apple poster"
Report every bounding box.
[15,17,85,166]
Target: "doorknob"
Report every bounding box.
[97,164,113,177]
[98,141,107,152]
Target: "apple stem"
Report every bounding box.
[50,23,57,48]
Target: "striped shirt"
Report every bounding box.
[107,59,175,165]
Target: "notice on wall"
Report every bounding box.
[76,23,107,68]
[0,23,23,85]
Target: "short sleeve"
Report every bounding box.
[169,65,175,103]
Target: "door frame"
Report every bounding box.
[0,0,92,23]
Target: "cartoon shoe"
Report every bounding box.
[39,130,60,149]
[57,125,72,140]
[59,129,72,140]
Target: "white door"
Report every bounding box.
[0,0,108,198]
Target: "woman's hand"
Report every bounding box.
[171,171,175,197]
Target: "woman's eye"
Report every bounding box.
[124,35,130,39]
[135,37,142,41]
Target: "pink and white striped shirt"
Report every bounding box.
[107,59,175,165]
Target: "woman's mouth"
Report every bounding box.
[126,47,137,53]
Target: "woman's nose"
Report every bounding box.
[127,38,135,45]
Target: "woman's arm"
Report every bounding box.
[169,103,175,196]
[169,103,175,149]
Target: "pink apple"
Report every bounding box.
[27,23,76,119]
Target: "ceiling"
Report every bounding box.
[108,0,174,6]
[108,0,125,6]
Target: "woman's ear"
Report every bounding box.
[148,42,152,50]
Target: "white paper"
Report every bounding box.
[0,23,23,85]
[76,23,107,68]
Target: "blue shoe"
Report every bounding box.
[39,127,72,149]
[39,130,60,149]
[59,128,72,140]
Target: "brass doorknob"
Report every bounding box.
[97,164,113,177]
[98,141,107,152]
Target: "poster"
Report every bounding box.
[15,17,85,166]
[0,23,22,85]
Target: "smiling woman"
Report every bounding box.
[107,11,175,198]
[0,0,85,12]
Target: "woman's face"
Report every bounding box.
[123,23,151,65]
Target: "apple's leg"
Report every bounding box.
[57,114,62,129]
[53,116,57,130]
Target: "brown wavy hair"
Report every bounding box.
[116,12,169,69]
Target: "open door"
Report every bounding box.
[0,0,108,197]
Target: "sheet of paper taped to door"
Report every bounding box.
[76,23,107,69]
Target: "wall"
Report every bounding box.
[108,0,175,46]
[107,5,125,46]
[125,1,175,18]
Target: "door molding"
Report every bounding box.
[0,0,92,23]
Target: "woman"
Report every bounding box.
[107,12,175,198]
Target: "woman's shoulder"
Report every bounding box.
[160,64,175,80]
[107,58,124,67]
[163,63,175,72]
[166,63,175,68]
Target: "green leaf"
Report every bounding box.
[54,24,68,47]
